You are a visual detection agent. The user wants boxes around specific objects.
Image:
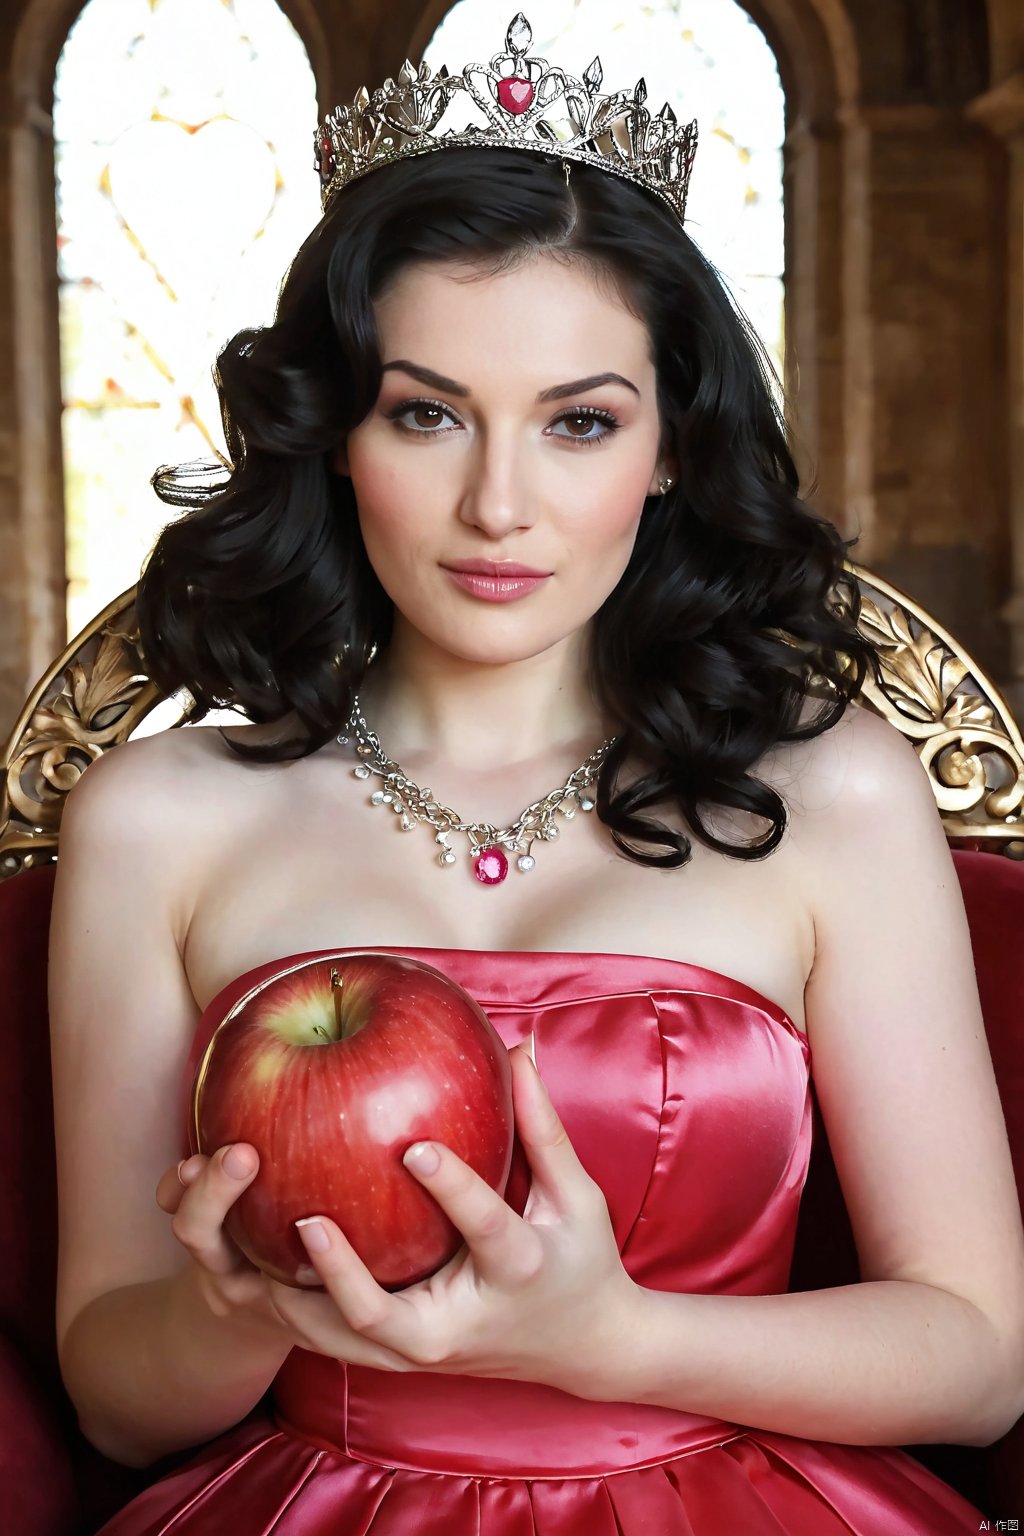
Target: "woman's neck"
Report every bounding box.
[355,626,614,775]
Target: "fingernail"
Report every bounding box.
[295,1217,329,1253]
[223,1145,256,1180]
[177,1157,200,1184]
[404,1141,440,1176]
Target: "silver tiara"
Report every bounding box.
[313,12,698,224]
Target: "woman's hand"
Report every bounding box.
[267,1042,642,1399]
[155,1143,322,1345]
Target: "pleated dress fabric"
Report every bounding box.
[97,947,986,1535]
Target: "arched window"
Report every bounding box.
[425,1,785,380]
[53,0,321,639]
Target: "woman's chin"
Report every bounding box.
[419,627,581,669]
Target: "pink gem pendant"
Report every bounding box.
[473,846,509,885]
[497,76,534,114]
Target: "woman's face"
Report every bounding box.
[335,251,672,669]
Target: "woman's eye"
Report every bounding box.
[549,410,619,445]
[386,400,619,445]
[388,400,459,434]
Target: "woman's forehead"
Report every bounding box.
[372,255,654,390]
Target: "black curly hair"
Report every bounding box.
[136,145,879,868]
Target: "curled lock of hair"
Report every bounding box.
[136,147,881,868]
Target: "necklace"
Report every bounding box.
[337,697,618,886]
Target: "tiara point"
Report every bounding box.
[583,56,604,93]
[399,59,417,86]
[507,12,532,55]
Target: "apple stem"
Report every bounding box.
[331,968,344,1038]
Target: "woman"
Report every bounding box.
[49,14,1024,1533]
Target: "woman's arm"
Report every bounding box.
[604,707,1024,1446]
[61,1264,292,1468]
[50,738,290,1467]
[618,1270,1014,1447]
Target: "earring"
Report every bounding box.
[658,476,674,494]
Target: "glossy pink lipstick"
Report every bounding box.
[442,559,551,603]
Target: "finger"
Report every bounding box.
[293,1216,422,1358]
[509,1045,594,1216]
[402,1140,539,1288]
[156,1155,205,1215]
[168,1142,260,1277]
[266,1273,418,1373]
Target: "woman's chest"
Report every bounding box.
[180,772,815,1031]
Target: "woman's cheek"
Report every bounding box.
[353,461,430,543]
[563,471,649,546]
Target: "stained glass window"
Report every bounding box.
[425,0,786,377]
[54,0,321,641]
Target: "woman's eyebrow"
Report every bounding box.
[381,360,640,401]
[538,372,640,401]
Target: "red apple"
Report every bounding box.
[190,953,514,1289]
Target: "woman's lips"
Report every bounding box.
[443,569,551,602]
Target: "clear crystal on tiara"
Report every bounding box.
[507,13,532,55]
[313,10,698,225]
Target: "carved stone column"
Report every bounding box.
[970,73,1024,720]
[838,103,1008,682]
[784,117,846,525]
[0,87,67,748]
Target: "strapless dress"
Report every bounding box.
[97,947,987,1534]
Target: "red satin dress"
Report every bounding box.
[99,947,987,1534]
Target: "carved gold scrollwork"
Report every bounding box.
[1,589,167,877]
[850,564,1024,857]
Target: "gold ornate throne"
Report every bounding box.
[3,565,1024,874]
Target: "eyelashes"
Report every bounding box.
[383,396,621,448]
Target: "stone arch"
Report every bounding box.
[0,0,331,718]
[406,0,857,122]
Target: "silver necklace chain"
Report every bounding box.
[337,697,618,884]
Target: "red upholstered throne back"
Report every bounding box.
[0,864,168,1533]
[1,848,1023,1530]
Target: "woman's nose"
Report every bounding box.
[457,440,535,538]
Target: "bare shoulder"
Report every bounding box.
[64,715,294,830]
[59,716,300,920]
[762,697,938,841]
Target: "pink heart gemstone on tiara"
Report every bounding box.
[497,77,534,115]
